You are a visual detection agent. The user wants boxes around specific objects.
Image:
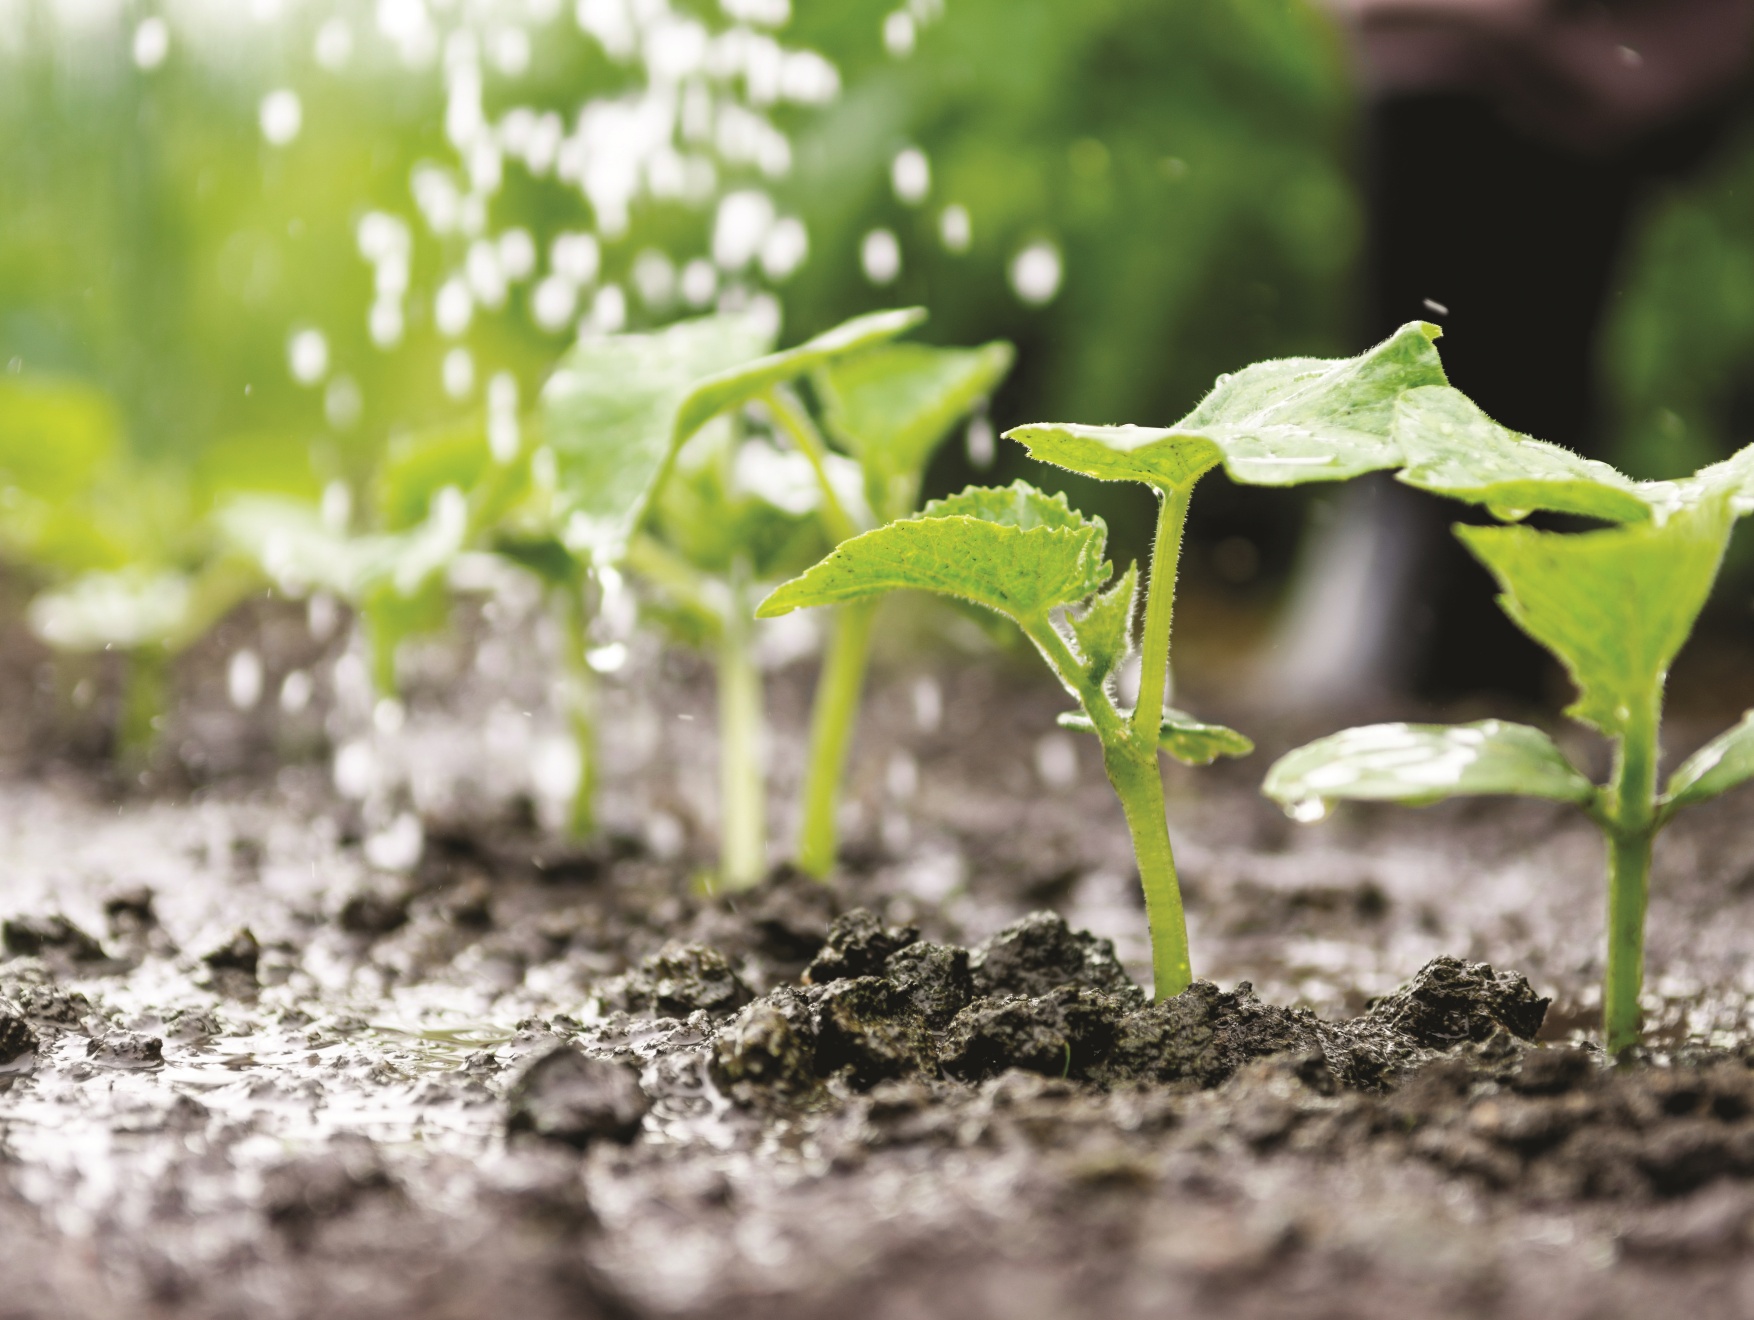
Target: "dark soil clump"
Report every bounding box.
[716,909,1549,1098]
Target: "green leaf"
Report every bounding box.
[680,307,927,440]
[816,339,1014,517]
[651,429,831,582]
[541,310,922,566]
[1393,386,1651,523]
[1158,710,1255,765]
[1662,710,1754,812]
[920,481,1092,530]
[1263,719,1597,820]
[541,313,776,563]
[27,568,194,651]
[1006,422,1223,492]
[489,534,580,588]
[1010,322,1446,490]
[376,421,494,531]
[26,559,253,654]
[1687,444,1754,516]
[1181,320,1449,486]
[214,495,380,597]
[1068,560,1136,683]
[1057,706,1254,764]
[0,375,119,500]
[1457,497,1732,738]
[757,480,1110,622]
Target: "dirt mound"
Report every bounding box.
[709,908,1550,1103]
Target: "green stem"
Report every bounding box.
[765,386,859,544]
[557,585,599,839]
[1604,695,1660,1055]
[795,599,878,877]
[1022,614,1190,1000]
[1105,742,1192,999]
[118,647,167,768]
[1131,484,1192,748]
[718,559,766,890]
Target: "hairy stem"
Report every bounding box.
[557,584,599,839]
[1104,742,1192,999]
[796,599,878,878]
[718,560,767,890]
[1604,694,1660,1055]
[1023,614,1190,1000]
[1132,484,1192,748]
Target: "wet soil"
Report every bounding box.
[2,592,1754,1318]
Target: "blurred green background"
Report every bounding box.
[2,0,1752,617]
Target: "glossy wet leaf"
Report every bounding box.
[1394,386,1652,523]
[1263,719,1596,820]
[758,480,1109,622]
[816,339,1014,518]
[1069,561,1137,683]
[1663,710,1754,811]
[542,313,775,563]
[680,307,927,441]
[1059,706,1254,765]
[1457,498,1733,738]
[1011,322,1445,490]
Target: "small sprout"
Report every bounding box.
[540,306,926,880]
[763,320,1447,995]
[1266,417,1754,1054]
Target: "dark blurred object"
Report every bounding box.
[1337,0,1754,151]
[1271,0,1754,706]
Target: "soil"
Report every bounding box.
[2,589,1754,1319]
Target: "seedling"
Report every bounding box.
[760,324,1450,996]
[1265,384,1754,1053]
[5,375,255,757]
[785,338,1014,876]
[542,307,928,884]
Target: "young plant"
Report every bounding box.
[1265,384,1754,1053]
[5,374,257,758]
[759,324,1450,996]
[539,306,926,880]
[785,338,1015,876]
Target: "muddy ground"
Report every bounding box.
[2,588,1754,1320]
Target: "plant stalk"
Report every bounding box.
[118,647,167,767]
[718,559,767,890]
[795,599,878,877]
[1131,484,1192,748]
[557,584,599,839]
[765,386,858,544]
[1023,615,1192,1001]
[1604,694,1660,1055]
[1104,742,1192,999]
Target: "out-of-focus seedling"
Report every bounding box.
[633,424,852,888]
[1266,391,1754,1053]
[760,324,1449,995]
[540,306,923,880]
[781,338,1014,876]
[4,375,252,758]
